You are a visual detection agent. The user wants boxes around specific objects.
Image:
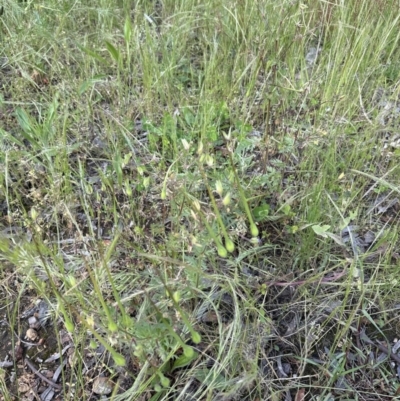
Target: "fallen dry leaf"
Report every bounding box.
[295,388,305,401]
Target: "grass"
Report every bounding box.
[1,0,400,399]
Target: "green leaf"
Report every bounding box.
[194,368,227,387]
[158,373,170,388]
[112,352,126,366]
[312,224,344,246]
[78,75,108,95]
[77,44,107,64]
[253,203,270,221]
[15,108,33,134]
[149,389,164,401]
[172,350,198,371]
[105,41,120,63]
[64,316,74,333]
[323,231,345,246]
[352,168,400,195]
[182,107,195,126]
[57,302,74,332]
[340,210,357,230]
[124,16,132,43]
[311,224,331,237]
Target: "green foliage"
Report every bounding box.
[1,0,400,399]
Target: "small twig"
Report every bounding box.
[44,344,73,363]
[24,358,63,390]
[320,317,400,365]
[266,270,347,288]
[359,329,400,365]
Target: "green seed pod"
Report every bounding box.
[192,199,201,211]
[30,207,38,220]
[225,238,235,253]
[172,291,181,303]
[63,315,74,333]
[112,352,126,366]
[222,192,231,206]
[108,320,118,332]
[217,245,228,258]
[134,344,143,357]
[183,345,194,358]
[250,223,259,238]
[215,180,224,196]
[181,138,190,150]
[206,155,214,167]
[191,331,201,344]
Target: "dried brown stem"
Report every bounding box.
[24,358,63,390]
[266,269,347,288]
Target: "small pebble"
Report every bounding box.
[92,377,113,395]
[28,316,41,329]
[25,328,39,341]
